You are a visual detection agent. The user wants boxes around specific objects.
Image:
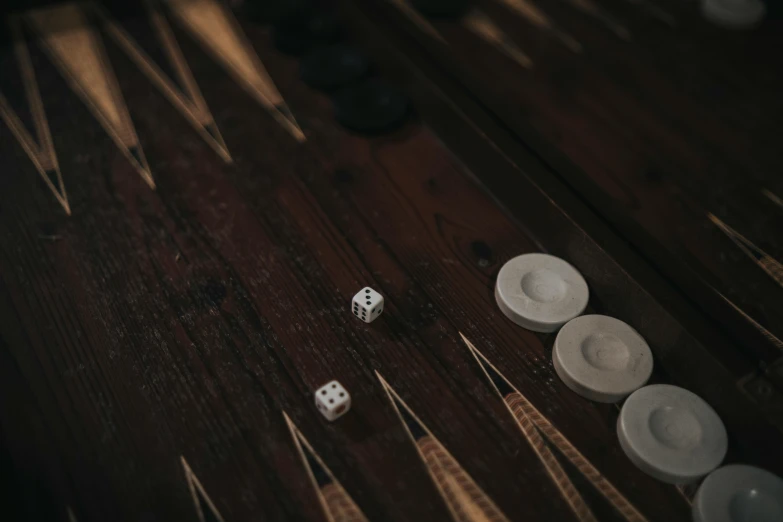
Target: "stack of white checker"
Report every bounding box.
[495,253,653,403]
[492,252,758,503]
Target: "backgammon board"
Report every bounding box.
[0,1,781,521]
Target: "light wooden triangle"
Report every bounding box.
[283,412,369,522]
[181,456,226,522]
[716,291,783,350]
[763,189,783,210]
[26,3,154,189]
[495,0,582,52]
[460,332,649,522]
[166,0,305,142]
[95,0,231,162]
[387,0,446,42]
[462,10,533,69]
[376,371,510,522]
[709,213,783,288]
[0,17,70,214]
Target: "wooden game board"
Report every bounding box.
[0,1,780,521]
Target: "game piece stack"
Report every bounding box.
[258,1,410,135]
[492,250,783,520]
[495,253,653,402]
[242,8,783,511]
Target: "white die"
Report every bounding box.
[315,380,351,421]
[352,287,384,323]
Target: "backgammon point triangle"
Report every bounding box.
[283,412,369,522]
[462,10,533,69]
[128,146,156,189]
[375,372,429,441]
[387,0,446,42]
[203,122,232,163]
[43,168,71,215]
[201,502,222,522]
[538,430,630,522]
[0,19,71,215]
[375,371,511,522]
[94,2,234,163]
[181,456,226,522]
[27,4,157,191]
[460,333,648,522]
[394,394,428,440]
[129,146,144,167]
[762,188,783,210]
[459,333,512,396]
[708,212,783,287]
[204,122,219,141]
[166,0,305,142]
[273,104,305,142]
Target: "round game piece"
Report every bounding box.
[411,0,472,18]
[692,465,783,522]
[701,0,766,28]
[333,79,410,134]
[494,253,589,333]
[300,45,369,91]
[617,384,727,484]
[553,315,653,403]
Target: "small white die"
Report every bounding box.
[315,380,351,421]
[352,287,384,323]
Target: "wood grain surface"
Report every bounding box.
[350,0,783,382]
[0,2,780,521]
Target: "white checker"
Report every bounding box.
[617,384,727,484]
[553,315,653,403]
[495,253,589,333]
[693,465,783,522]
[702,0,765,28]
[315,380,351,421]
